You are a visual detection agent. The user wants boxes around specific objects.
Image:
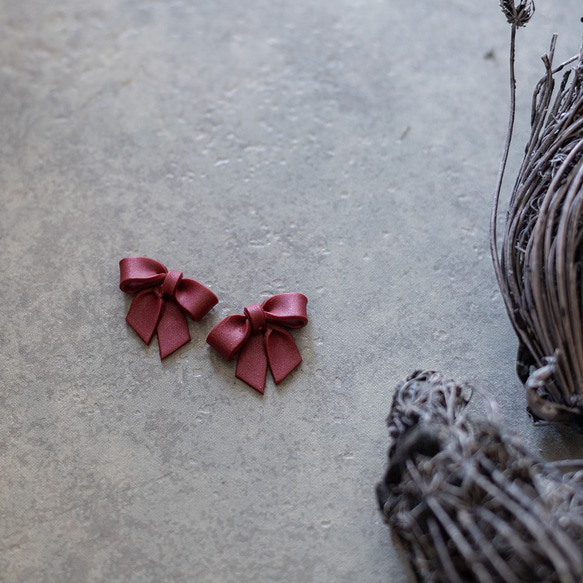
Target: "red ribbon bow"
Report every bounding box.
[206,293,309,393]
[119,257,218,359]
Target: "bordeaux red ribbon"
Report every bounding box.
[119,257,218,359]
[206,293,308,393]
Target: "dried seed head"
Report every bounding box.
[499,0,535,28]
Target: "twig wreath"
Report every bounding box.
[377,370,583,583]
[490,1,583,426]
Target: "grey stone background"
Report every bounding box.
[2,1,583,581]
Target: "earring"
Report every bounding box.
[207,292,308,393]
[119,256,218,359]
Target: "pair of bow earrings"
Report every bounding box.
[119,257,308,394]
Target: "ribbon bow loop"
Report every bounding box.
[206,293,308,393]
[119,257,218,359]
[262,293,309,329]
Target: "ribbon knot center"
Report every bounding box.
[244,303,266,333]
[161,270,183,298]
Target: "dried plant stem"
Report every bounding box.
[490,23,538,359]
[491,22,517,287]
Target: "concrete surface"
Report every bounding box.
[2,1,583,581]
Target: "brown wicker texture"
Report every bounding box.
[491,1,583,426]
[376,370,583,583]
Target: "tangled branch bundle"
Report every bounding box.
[491,2,583,426]
[376,370,583,583]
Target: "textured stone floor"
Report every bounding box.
[2,1,583,581]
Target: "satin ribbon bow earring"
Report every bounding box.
[206,293,308,393]
[119,257,218,359]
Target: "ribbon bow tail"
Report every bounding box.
[126,291,191,359]
[264,325,303,384]
[236,333,269,394]
[125,290,164,345]
[155,300,192,359]
[234,328,301,394]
